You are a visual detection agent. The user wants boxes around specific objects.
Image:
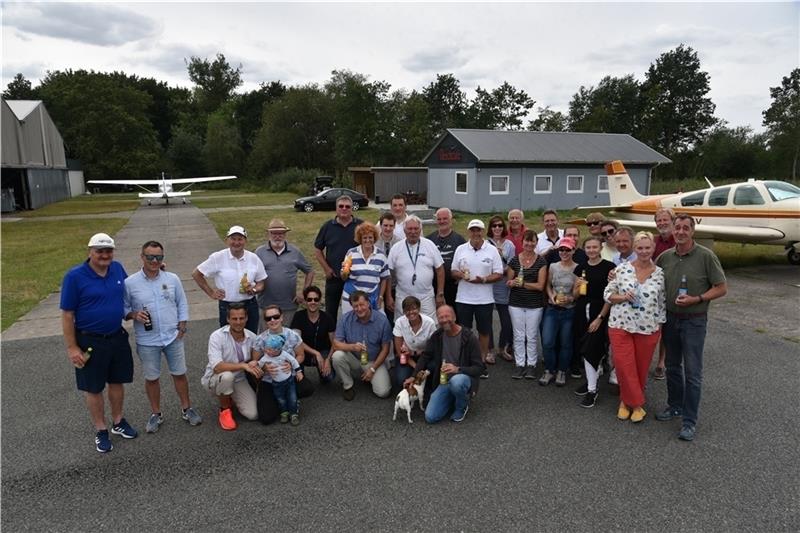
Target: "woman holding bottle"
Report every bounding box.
[540,236,579,387]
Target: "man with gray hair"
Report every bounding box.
[506,208,527,254]
[427,207,466,310]
[387,215,445,319]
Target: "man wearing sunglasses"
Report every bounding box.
[124,241,201,434]
[314,195,363,322]
[61,233,137,453]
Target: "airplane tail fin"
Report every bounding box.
[605,161,645,206]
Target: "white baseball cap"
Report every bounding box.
[467,219,485,230]
[226,225,248,238]
[87,233,115,249]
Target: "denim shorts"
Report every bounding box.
[76,329,133,393]
[136,338,187,381]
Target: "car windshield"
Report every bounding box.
[764,181,800,202]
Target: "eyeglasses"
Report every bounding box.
[490,224,504,228]
[337,204,352,209]
[558,248,573,253]
[144,254,164,262]
[305,297,320,302]
[601,229,615,236]
[587,221,601,227]
[265,314,282,321]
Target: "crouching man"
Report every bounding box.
[200,303,262,430]
[405,305,485,423]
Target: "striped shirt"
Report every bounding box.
[341,245,389,303]
[507,255,547,309]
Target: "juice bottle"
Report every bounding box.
[578,270,587,296]
[359,338,368,366]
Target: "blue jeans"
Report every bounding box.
[542,306,574,372]
[136,338,186,381]
[663,313,707,427]
[425,374,472,424]
[271,378,298,415]
[218,298,259,335]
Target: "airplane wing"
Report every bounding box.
[166,176,237,184]
[87,179,162,185]
[577,218,785,243]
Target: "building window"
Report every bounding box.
[567,175,584,194]
[455,171,468,195]
[597,175,609,193]
[534,175,552,194]
[490,175,509,195]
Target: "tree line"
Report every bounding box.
[4,44,798,191]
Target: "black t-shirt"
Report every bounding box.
[314,217,363,271]
[573,260,616,317]
[427,230,467,276]
[290,309,336,352]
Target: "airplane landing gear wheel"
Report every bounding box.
[788,249,800,265]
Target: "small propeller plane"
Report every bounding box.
[578,161,800,265]
[87,173,237,205]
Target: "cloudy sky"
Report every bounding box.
[2,1,797,131]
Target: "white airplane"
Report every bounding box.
[579,161,800,265]
[87,173,237,205]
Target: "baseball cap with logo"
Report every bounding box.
[87,233,115,249]
[467,219,485,230]
[226,225,248,238]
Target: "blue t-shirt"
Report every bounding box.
[60,260,128,334]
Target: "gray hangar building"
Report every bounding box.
[422,129,670,214]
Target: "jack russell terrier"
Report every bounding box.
[393,370,430,424]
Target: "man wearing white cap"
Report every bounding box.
[255,218,314,330]
[192,225,267,334]
[451,220,504,376]
[61,232,138,453]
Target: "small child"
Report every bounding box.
[254,333,304,425]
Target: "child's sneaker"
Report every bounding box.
[280,411,289,424]
[290,414,300,426]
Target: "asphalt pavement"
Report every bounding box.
[1,203,798,531]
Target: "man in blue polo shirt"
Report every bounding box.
[124,240,202,434]
[61,233,138,453]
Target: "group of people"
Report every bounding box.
[61,192,726,453]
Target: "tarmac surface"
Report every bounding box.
[1,204,799,531]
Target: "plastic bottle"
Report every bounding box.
[143,306,153,331]
[516,265,524,287]
[678,274,689,297]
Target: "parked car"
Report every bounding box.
[294,188,369,212]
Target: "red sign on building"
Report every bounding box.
[438,148,462,161]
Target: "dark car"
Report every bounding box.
[294,188,369,212]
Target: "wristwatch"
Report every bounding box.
[369,366,376,373]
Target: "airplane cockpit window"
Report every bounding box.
[707,187,730,206]
[680,191,706,207]
[733,185,766,206]
[764,181,800,201]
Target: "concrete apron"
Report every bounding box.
[2,204,223,341]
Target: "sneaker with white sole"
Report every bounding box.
[95,429,113,453]
[608,368,618,385]
[145,413,163,433]
[580,391,597,408]
[181,407,202,426]
[574,383,589,396]
[555,370,566,387]
[524,366,537,380]
[111,418,138,439]
[538,370,554,386]
[451,404,469,422]
[511,366,525,380]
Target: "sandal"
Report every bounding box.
[501,346,514,362]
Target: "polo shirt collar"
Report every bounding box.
[675,241,698,257]
[269,242,289,255]
[226,248,246,261]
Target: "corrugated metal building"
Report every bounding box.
[349,166,427,204]
[423,129,670,213]
[1,98,70,211]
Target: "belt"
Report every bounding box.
[671,312,707,320]
[79,329,124,339]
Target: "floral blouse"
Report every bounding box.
[604,262,666,334]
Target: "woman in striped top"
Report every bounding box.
[340,222,390,315]
[505,230,548,380]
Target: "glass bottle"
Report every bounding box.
[143,306,153,331]
[359,338,369,366]
[578,270,587,296]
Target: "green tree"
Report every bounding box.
[422,73,468,135]
[3,73,37,99]
[187,53,243,114]
[236,81,286,154]
[167,124,205,178]
[568,75,641,133]
[247,84,334,179]
[639,44,717,154]
[203,102,244,176]
[469,81,535,130]
[388,89,435,165]
[695,125,767,180]
[37,69,160,180]
[529,106,568,132]
[762,68,800,179]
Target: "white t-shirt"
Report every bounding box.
[392,314,437,353]
[536,229,564,254]
[197,249,268,302]
[452,240,504,305]
[388,237,443,317]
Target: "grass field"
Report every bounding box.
[15,194,140,217]
[1,218,128,330]
[190,192,296,208]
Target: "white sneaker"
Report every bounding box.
[609,368,618,385]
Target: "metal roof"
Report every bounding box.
[424,129,671,165]
[6,100,42,121]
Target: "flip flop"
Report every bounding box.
[501,347,514,362]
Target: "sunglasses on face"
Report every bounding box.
[337,204,352,209]
[601,230,615,236]
[305,297,320,302]
[558,248,573,253]
[490,224,504,228]
[144,254,164,262]
[265,314,282,321]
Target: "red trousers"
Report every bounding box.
[608,327,661,408]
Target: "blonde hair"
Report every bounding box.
[634,231,654,244]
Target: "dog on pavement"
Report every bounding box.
[393,370,430,424]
